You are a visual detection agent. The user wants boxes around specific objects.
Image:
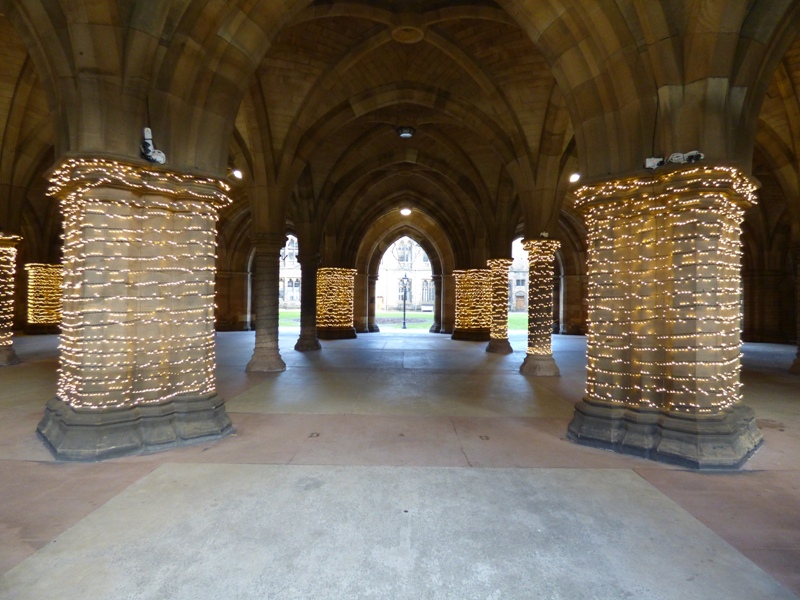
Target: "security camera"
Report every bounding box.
[645,157,664,169]
[140,127,166,164]
[684,150,704,163]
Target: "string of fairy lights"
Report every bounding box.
[575,166,756,414]
[316,268,356,328]
[522,240,560,356]
[487,258,512,340]
[453,269,492,330]
[0,235,22,349]
[25,263,63,324]
[48,158,232,410]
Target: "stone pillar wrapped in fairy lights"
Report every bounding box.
[567,166,763,468]
[0,234,21,366]
[247,233,287,371]
[25,263,63,332]
[451,268,491,341]
[295,253,321,351]
[485,258,513,354]
[316,267,357,339]
[367,274,380,333]
[37,158,233,460]
[519,240,560,375]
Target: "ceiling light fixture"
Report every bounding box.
[400,208,412,216]
[569,172,581,183]
[396,126,415,139]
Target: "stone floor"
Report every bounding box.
[0,329,798,599]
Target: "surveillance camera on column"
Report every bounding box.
[645,157,664,169]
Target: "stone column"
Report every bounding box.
[567,166,763,468]
[316,267,357,339]
[791,248,800,374]
[486,259,513,354]
[353,273,368,333]
[451,269,491,341]
[429,274,442,333]
[561,274,587,334]
[294,253,321,351]
[247,233,287,372]
[368,274,380,332]
[24,263,63,334]
[0,234,21,366]
[37,158,232,460]
[519,240,560,375]
[441,273,455,333]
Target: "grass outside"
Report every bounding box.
[279,309,529,330]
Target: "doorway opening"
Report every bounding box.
[376,236,433,330]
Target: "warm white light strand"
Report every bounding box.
[453,269,492,330]
[25,263,63,324]
[316,268,356,328]
[49,158,232,410]
[522,240,560,356]
[487,259,512,340]
[0,235,21,349]
[577,166,754,414]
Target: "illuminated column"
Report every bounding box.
[37,158,233,460]
[0,234,21,366]
[519,240,560,375]
[367,274,380,332]
[451,268,491,341]
[294,253,321,351]
[429,274,442,333]
[486,259,513,354]
[316,267,357,339]
[567,166,763,468]
[792,248,800,374]
[25,263,63,332]
[247,233,287,372]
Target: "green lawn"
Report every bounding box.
[278,309,529,330]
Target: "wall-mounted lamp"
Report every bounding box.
[569,172,581,183]
[231,169,243,180]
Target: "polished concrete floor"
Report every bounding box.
[0,328,798,598]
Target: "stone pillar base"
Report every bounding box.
[317,327,357,340]
[368,324,380,333]
[567,400,763,469]
[519,354,560,376]
[294,335,321,352]
[0,347,20,366]
[451,328,491,341]
[37,394,233,461]
[246,350,287,372]
[485,338,513,354]
[428,324,440,333]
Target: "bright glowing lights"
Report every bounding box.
[48,158,232,410]
[487,259,512,340]
[576,166,755,414]
[569,172,581,183]
[232,169,243,180]
[0,235,22,350]
[397,126,415,138]
[317,268,357,328]
[522,240,560,356]
[453,269,492,330]
[400,208,412,216]
[25,263,63,325]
